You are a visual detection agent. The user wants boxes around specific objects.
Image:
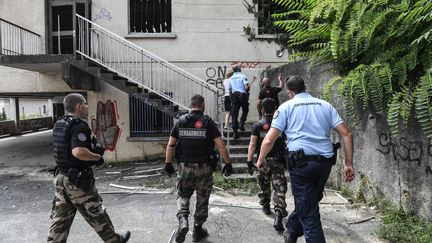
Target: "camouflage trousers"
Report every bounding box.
[257,157,288,217]
[47,174,121,243]
[176,162,213,225]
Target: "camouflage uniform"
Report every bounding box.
[47,174,122,243]
[176,163,213,225]
[257,157,288,217]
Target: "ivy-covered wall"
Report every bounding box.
[266,62,432,220]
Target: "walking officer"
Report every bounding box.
[229,63,250,139]
[164,94,232,243]
[257,74,284,118]
[48,93,130,243]
[257,76,355,243]
[246,98,288,232]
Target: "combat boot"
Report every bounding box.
[283,230,298,243]
[192,224,208,242]
[273,210,284,231]
[175,216,189,243]
[120,231,131,243]
[232,130,240,139]
[239,122,245,131]
[262,204,271,215]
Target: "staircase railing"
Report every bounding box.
[0,18,41,55]
[76,14,220,119]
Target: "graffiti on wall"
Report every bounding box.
[92,8,112,22]
[204,61,261,96]
[376,133,432,176]
[90,100,121,151]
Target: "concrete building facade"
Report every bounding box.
[0,0,288,162]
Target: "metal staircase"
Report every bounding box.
[75,14,220,120]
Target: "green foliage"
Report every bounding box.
[0,108,6,121]
[213,172,260,196]
[272,0,432,136]
[378,202,432,243]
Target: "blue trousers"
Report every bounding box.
[230,93,249,130]
[287,160,332,243]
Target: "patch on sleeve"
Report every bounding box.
[273,110,280,119]
[77,133,87,142]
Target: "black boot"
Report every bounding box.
[175,216,189,243]
[192,224,208,242]
[233,130,240,139]
[283,230,298,243]
[262,204,271,215]
[239,122,245,131]
[273,210,284,231]
[120,231,131,243]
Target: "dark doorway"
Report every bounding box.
[48,0,90,54]
[52,103,64,122]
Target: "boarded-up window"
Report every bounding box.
[129,0,172,33]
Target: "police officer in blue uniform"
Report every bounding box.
[164,94,232,243]
[48,93,130,243]
[257,76,355,243]
[229,64,251,139]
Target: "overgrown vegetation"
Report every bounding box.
[270,0,432,136]
[377,201,432,243]
[213,172,260,196]
[0,110,6,121]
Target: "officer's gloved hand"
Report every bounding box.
[164,163,175,176]
[246,160,257,175]
[95,156,104,166]
[222,163,233,177]
[95,143,105,156]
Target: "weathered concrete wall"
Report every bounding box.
[0,67,73,93]
[87,81,166,163]
[267,62,432,220]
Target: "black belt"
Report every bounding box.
[304,155,332,162]
[57,166,91,176]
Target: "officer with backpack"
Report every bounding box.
[246,98,288,232]
[164,94,232,242]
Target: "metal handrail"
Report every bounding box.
[76,14,220,119]
[0,18,41,55]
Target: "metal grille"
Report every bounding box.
[0,18,41,55]
[129,0,172,33]
[130,96,173,136]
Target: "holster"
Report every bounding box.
[331,142,341,165]
[210,153,219,172]
[67,168,95,191]
[286,149,307,169]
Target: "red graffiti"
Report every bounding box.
[90,100,121,151]
[231,61,260,69]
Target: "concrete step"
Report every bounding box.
[222,130,251,137]
[229,153,253,163]
[223,137,250,146]
[229,144,248,154]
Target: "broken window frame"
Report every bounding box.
[128,0,172,34]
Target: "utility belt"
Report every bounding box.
[232,91,247,98]
[56,166,95,191]
[286,144,340,170]
[180,153,218,171]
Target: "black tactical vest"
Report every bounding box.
[256,117,286,158]
[52,116,90,170]
[176,113,214,163]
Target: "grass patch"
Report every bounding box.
[378,201,432,243]
[213,172,260,196]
